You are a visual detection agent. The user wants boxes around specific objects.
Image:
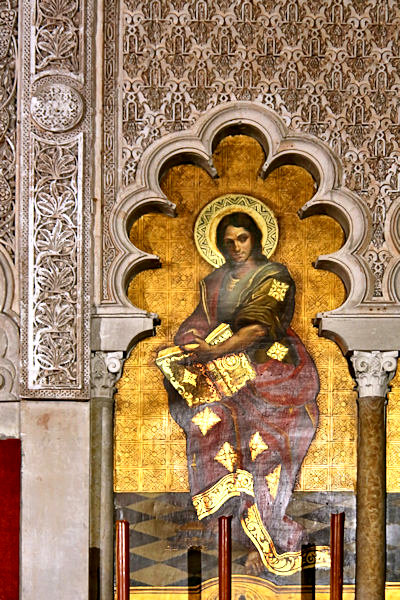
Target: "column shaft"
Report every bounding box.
[90,351,124,600]
[100,399,115,599]
[356,395,386,600]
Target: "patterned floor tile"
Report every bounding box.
[294,517,331,535]
[133,539,187,562]
[130,564,188,586]
[126,498,189,517]
[164,549,218,572]
[128,554,155,573]
[117,490,400,586]
[201,542,250,564]
[133,518,180,539]
[128,528,159,548]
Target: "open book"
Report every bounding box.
[155,323,256,407]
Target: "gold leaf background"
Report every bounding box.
[114,135,400,493]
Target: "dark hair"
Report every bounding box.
[216,212,264,261]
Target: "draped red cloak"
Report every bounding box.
[166,260,319,552]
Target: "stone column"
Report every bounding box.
[90,351,124,600]
[351,351,398,600]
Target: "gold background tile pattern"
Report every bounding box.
[115,134,377,493]
[387,370,400,492]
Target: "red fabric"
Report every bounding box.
[0,439,21,600]
[170,261,319,551]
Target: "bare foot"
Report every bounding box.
[245,551,264,575]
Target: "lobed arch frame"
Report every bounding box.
[92,101,400,356]
[92,101,400,600]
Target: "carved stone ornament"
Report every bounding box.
[102,0,400,303]
[0,317,18,400]
[33,0,83,80]
[31,84,84,132]
[0,5,17,263]
[351,350,398,398]
[20,0,94,398]
[27,135,82,390]
[91,351,124,399]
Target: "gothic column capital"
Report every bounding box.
[351,350,398,398]
[90,351,125,399]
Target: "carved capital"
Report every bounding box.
[351,350,398,398]
[91,351,124,399]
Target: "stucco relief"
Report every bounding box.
[28,136,82,389]
[0,4,17,263]
[91,351,125,399]
[31,83,84,132]
[33,0,83,80]
[0,246,18,401]
[19,0,94,397]
[102,0,400,301]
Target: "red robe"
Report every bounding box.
[166,259,319,553]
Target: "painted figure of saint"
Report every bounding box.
[157,196,328,574]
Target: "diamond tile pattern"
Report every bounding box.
[114,491,392,587]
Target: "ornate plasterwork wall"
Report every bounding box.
[0,2,17,265]
[102,0,400,304]
[0,2,19,402]
[19,0,94,398]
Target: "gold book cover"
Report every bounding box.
[155,323,256,407]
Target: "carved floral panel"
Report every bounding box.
[28,135,82,390]
[0,3,17,262]
[33,0,83,80]
[19,0,93,397]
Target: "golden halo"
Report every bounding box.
[194,194,279,268]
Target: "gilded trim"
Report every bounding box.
[200,279,211,326]
[192,469,254,519]
[127,577,361,600]
[214,441,237,472]
[267,342,289,361]
[265,464,281,500]
[241,504,331,576]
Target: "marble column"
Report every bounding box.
[90,351,124,600]
[351,351,398,600]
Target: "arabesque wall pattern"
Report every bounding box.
[103,0,400,302]
[0,2,17,264]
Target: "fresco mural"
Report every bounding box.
[156,196,329,573]
[114,135,367,593]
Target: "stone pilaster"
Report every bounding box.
[351,351,398,600]
[90,351,124,600]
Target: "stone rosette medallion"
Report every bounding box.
[31,83,84,133]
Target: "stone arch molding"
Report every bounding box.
[92,101,400,355]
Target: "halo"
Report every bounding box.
[194,194,279,268]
